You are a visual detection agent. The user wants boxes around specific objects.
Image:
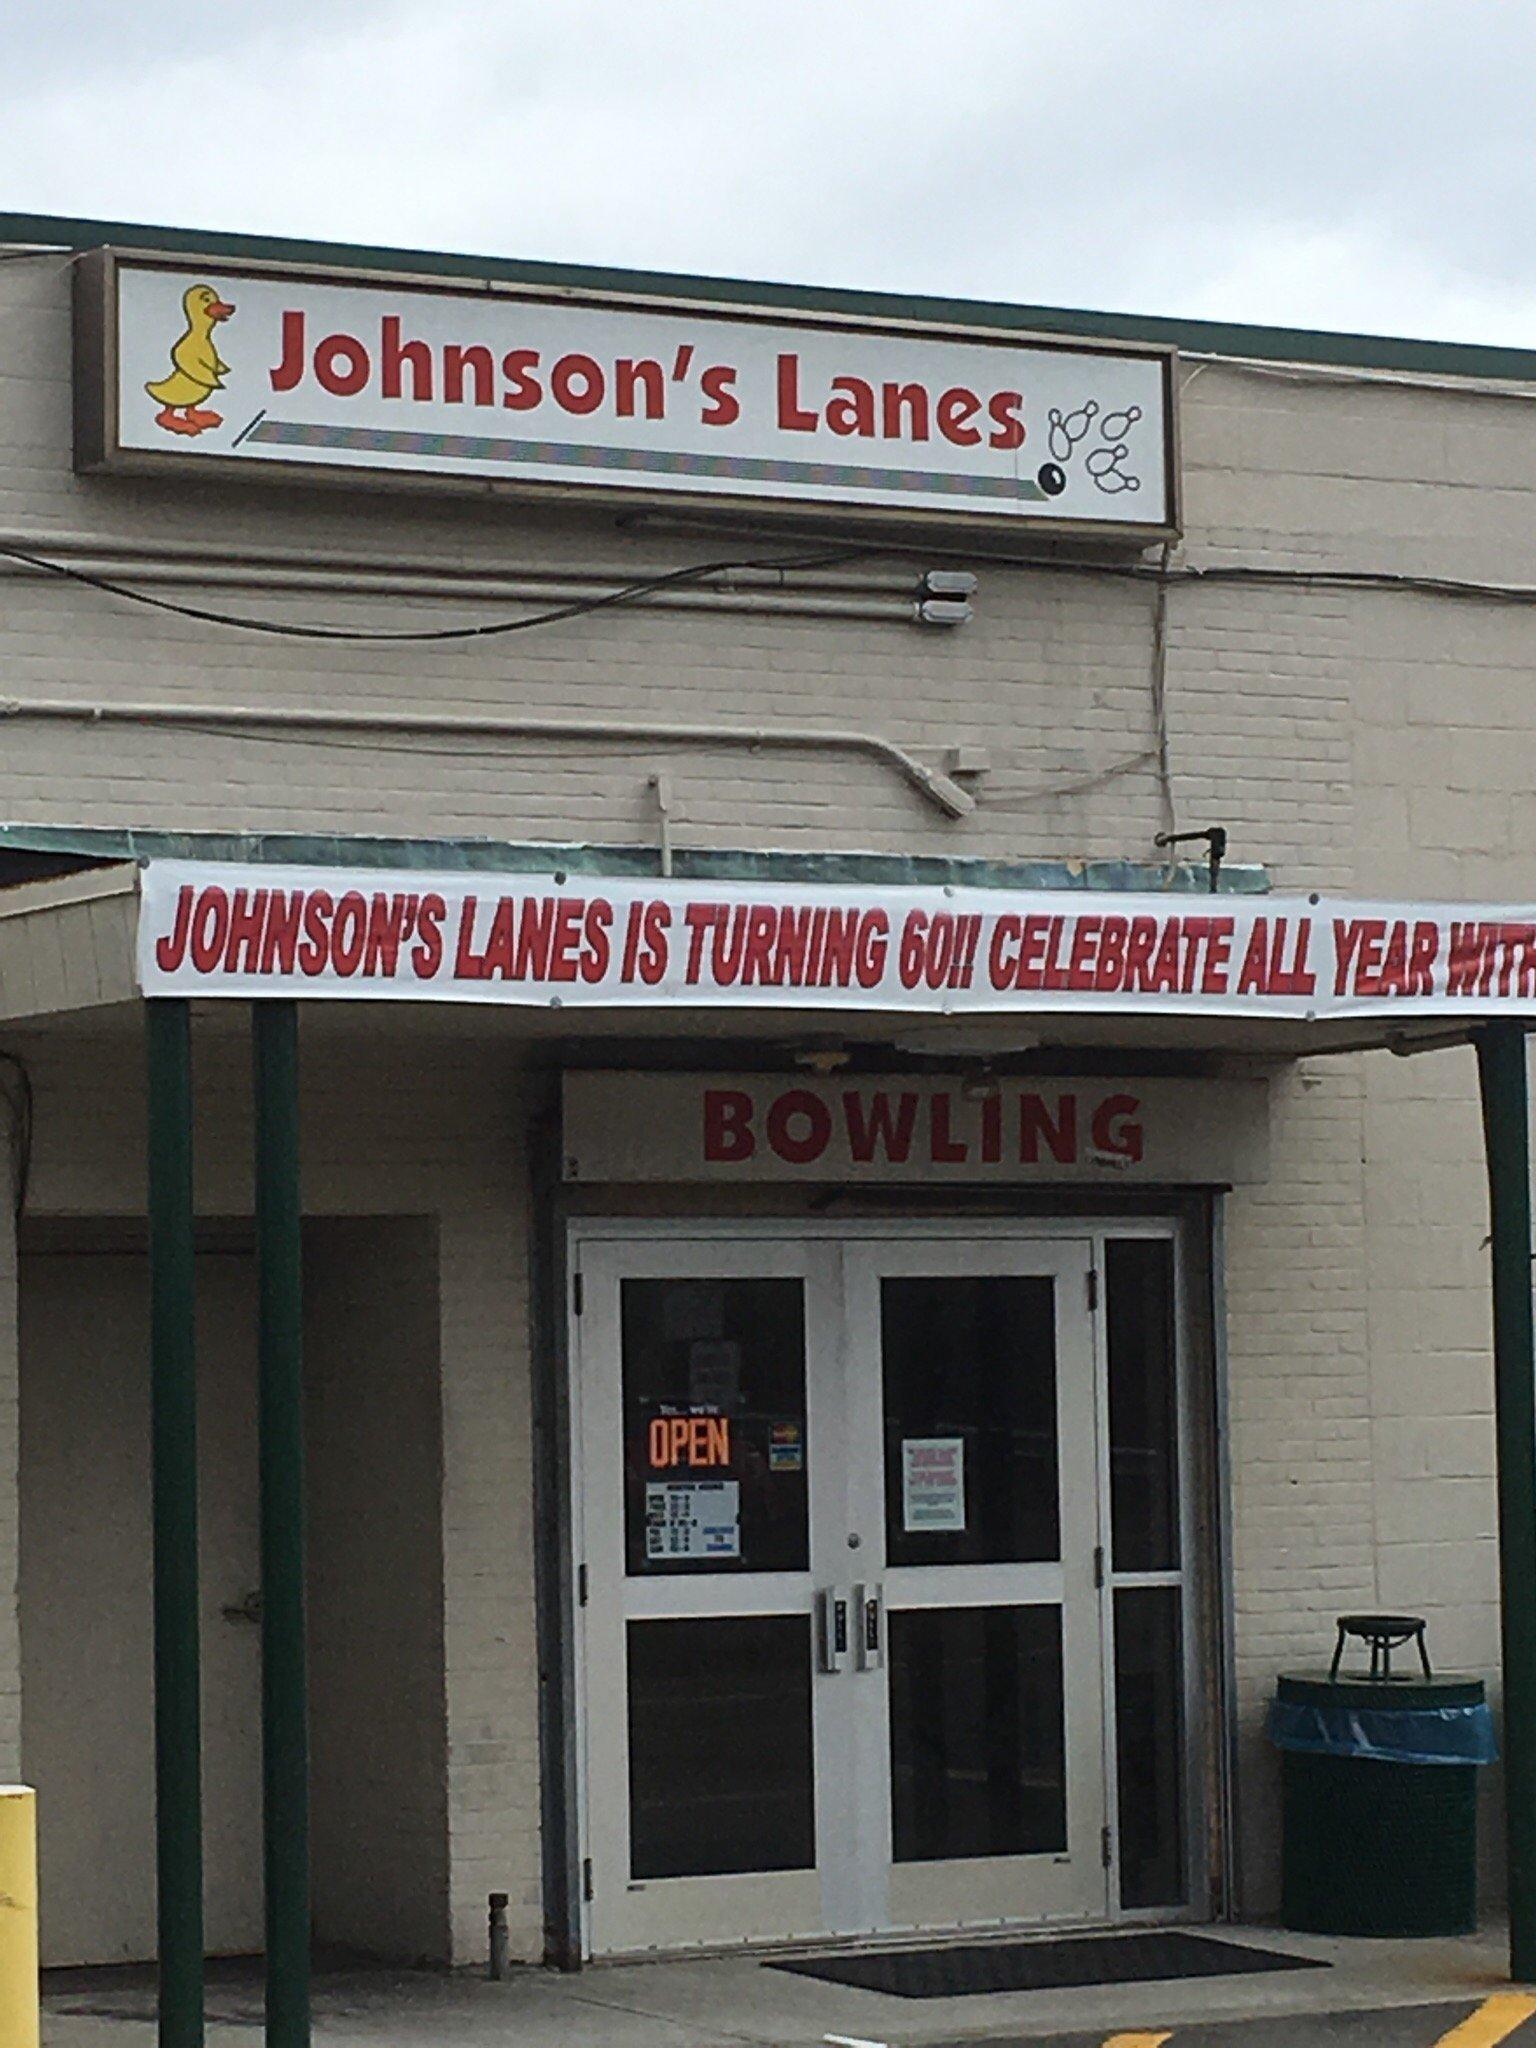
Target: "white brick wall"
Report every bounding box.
[2,251,1534,1939]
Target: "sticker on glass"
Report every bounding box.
[901,1437,966,1533]
[644,1478,741,1561]
[769,1420,804,1473]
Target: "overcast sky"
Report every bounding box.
[3,0,1531,346]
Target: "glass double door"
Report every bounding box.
[573,1229,1111,1956]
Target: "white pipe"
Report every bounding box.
[0,553,907,622]
[0,695,976,820]
[0,527,922,596]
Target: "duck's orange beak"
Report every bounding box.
[208,299,235,321]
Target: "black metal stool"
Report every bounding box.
[1330,1612,1432,1681]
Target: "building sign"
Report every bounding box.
[76,251,1178,536]
[137,861,1536,1024]
[561,1072,1271,1185]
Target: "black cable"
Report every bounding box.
[0,540,873,644]
[8,523,1536,648]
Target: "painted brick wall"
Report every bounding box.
[2,247,1535,1935]
[7,1020,539,1963]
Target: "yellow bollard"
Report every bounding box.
[0,1786,38,2048]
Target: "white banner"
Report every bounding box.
[561,1072,1271,1185]
[92,257,1176,533]
[136,861,1536,1020]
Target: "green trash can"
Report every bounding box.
[1271,1668,1496,1937]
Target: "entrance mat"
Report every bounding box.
[770,1930,1325,1998]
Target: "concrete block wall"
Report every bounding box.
[3,246,1536,1933]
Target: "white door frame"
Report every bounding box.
[568,1214,1205,1957]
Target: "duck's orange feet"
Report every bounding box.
[155,407,202,436]
[184,409,223,431]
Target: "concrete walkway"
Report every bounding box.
[39,1926,1533,2047]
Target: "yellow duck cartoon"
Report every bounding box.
[145,283,236,436]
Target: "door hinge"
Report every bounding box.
[1086,1268,1099,1312]
[1101,1825,1113,1869]
[582,1856,594,1902]
[1093,1544,1105,1590]
[577,1562,588,1608]
[572,1270,584,1316]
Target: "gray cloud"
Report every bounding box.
[2,0,1532,344]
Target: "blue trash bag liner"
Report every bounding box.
[1268,1697,1497,1766]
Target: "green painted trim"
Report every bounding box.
[145,998,205,2048]
[0,822,1270,894]
[1476,1024,1536,1983]
[252,1000,311,2047]
[6,210,1535,385]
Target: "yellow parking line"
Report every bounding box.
[1102,2034,1172,2047]
[1434,1996,1536,2047]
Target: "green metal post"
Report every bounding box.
[146,998,204,2048]
[253,1001,310,2047]
[1476,1022,1536,1982]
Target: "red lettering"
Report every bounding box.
[614,359,665,419]
[703,1089,755,1163]
[443,343,494,406]
[454,897,486,979]
[826,375,876,437]
[843,1090,918,1164]
[361,892,409,977]
[1091,1093,1144,1164]
[501,349,542,410]
[936,385,982,446]
[551,354,604,415]
[269,309,306,392]
[154,885,194,972]
[412,894,446,978]
[581,899,613,984]
[297,890,333,976]
[699,365,740,426]
[331,891,368,976]
[882,382,929,440]
[259,891,303,975]
[381,315,433,401]
[765,1089,831,1165]
[777,353,818,431]
[189,887,230,974]
[223,888,268,974]
[1020,1093,1076,1164]
[987,389,1026,450]
[930,1094,967,1163]
[314,332,370,397]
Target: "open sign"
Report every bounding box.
[647,1415,731,1470]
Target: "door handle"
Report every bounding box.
[817,1587,850,1673]
[855,1582,884,1671]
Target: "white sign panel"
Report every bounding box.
[561,1073,1271,1185]
[644,1480,741,1562]
[902,1439,966,1533]
[81,254,1177,534]
[137,861,1536,1026]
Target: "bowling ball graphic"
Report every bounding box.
[1036,462,1067,497]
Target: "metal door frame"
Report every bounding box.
[566,1213,1209,1958]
